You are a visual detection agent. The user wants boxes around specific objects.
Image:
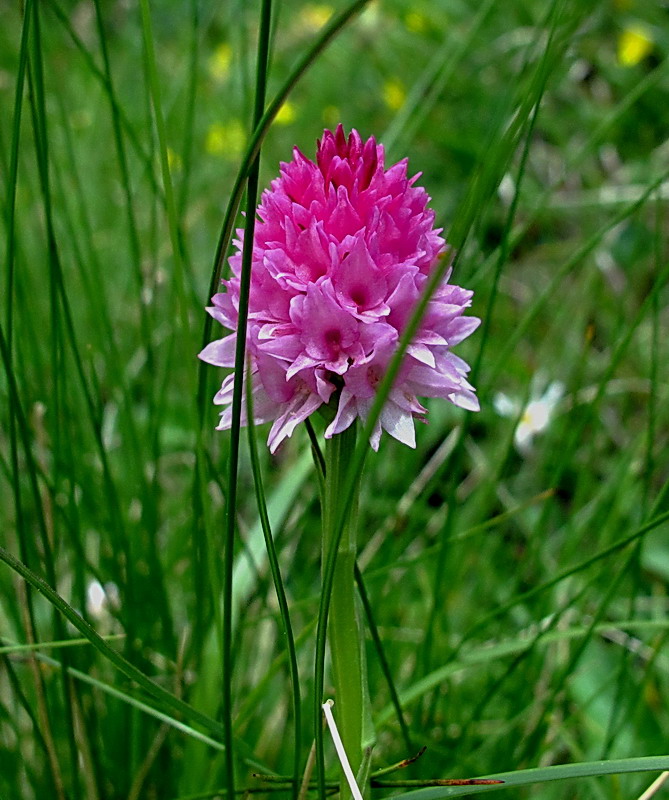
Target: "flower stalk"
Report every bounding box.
[200,124,482,799]
[321,422,369,798]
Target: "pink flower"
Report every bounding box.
[200,125,479,452]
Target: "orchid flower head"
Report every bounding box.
[199,125,480,452]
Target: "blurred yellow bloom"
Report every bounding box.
[206,120,245,158]
[404,10,429,34]
[299,4,333,31]
[209,42,232,82]
[275,101,297,125]
[618,25,654,66]
[383,79,406,111]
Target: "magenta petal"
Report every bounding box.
[267,392,323,452]
[445,315,481,345]
[198,335,237,367]
[286,352,319,381]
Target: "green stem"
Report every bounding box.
[322,423,365,798]
[222,4,272,800]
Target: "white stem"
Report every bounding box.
[322,700,364,800]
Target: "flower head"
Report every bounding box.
[200,125,480,452]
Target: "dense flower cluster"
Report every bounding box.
[200,125,479,452]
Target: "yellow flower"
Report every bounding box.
[618,25,654,66]
[205,120,245,158]
[275,101,297,125]
[299,4,333,31]
[208,42,232,82]
[404,11,429,34]
[382,79,406,111]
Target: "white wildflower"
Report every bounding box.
[494,379,564,453]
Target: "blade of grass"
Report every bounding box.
[138,0,194,331]
[245,370,301,800]
[222,4,272,799]
[385,755,669,799]
[176,0,200,218]
[354,563,413,754]
[3,0,31,353]
[0,652,51,775]
[643,192,663,515]
[91,0,157,379]
[2,280,65,798]
[27,2,87,792]
[0,635,126,655]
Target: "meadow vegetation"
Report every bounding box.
[1,1,668,798]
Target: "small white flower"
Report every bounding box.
[86,580,120,620]
[494,379,564,453]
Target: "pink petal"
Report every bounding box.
[198,335,237,367]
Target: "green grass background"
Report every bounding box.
[1,0,668,798]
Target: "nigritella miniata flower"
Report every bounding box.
[200,125,479,451]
